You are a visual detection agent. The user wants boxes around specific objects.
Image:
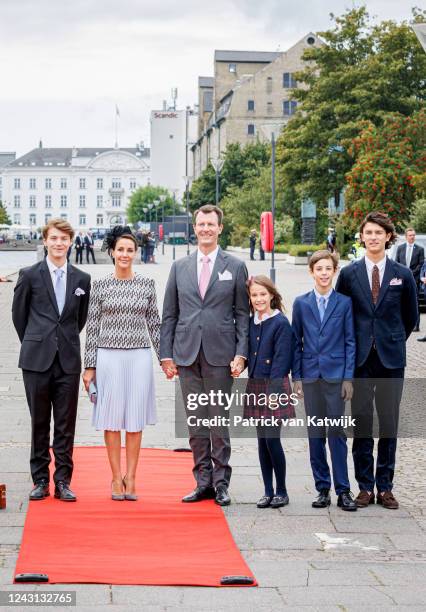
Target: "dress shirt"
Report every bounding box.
[253,309,280,325]
[405,243,414,268]
[46,256,67,294]
[364,255,387,289]
[196,246,219,283]
[313,287,333,311]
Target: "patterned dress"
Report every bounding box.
[84,274,160,431]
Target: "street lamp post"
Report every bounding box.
[172,190,178,261]
[183,175,192,255]
[142,207,148,223]
[159,195,166,255]
[210,157,225,206]
[147,202,153,227]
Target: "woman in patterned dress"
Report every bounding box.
[82,226,160,501]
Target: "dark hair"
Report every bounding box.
[42,218,74,241]
[105,225,137,255]
[193,204,223,225]
[308,249,339,271]
[246,274,285,313]
[359,211,397,249]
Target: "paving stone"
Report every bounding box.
[278,585,394,606]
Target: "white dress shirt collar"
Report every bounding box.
[364,254,387,288]
[46,256,67,276]
[253,309,280,325]
[197,246,219,265]
[313,287,333,306]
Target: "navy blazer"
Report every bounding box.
[336,257,418,369]
[292,289,355,382]
[395,243,425,284]
[248,312,294,380]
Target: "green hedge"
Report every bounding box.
[281,243,326,256]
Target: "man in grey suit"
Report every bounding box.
[160,204,250,506]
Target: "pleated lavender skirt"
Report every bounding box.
[93,348,157,432]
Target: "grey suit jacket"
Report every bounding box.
[160,248,250,366]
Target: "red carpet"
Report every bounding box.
[15,447,257,586]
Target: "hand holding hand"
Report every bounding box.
[293,380,303,398]
[82,368,96,392]
[341,381,353,401]
[230,356,245,378]
[161,359,178,379]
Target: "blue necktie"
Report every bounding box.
[54,269,66,315]
[318,296,326,322]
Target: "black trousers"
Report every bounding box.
[75,248,83,264]
[86,246,96,264]
[352,348,404,492]
[179,347,232,489]
[22,354,80,485]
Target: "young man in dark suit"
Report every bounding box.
[12,219,91,501]
[395,228,424,331]
[336,212,418,509]
[292,250,357,511]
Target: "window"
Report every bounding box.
[112,195,121,208]
[267,101,273,115]
[60,214,68,221]
[79,195,86,208]
[29,196,36,208]
[14,178,21,189]
[79,178,86,189]
[13,213,21,224]
[79,214,86,225]
[29,214,36,225]
[283,100,298,116]
[97,178,103,189]
[45,178,52,189]
[97,195,103,208]
[266,76,273,93]
[14,195,21,208]
[283,73,298,88]
[29,178,36,189]
[45,213,52,224]
[60,178,67,189]
[229,63,236,73]
[96,214,104,226]
[247,124,255,136]
[112,178,121,189]
[45,195,52,208]
[129,179,137,190]
[60,195,67,208]
[247,100,255,111]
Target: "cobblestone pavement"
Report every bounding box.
[1,246,425,610]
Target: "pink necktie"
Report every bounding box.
[199,256,211,299]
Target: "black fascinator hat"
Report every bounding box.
[105,225,136,254]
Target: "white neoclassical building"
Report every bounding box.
[0,144,150,231]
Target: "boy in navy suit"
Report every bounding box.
[336,211,418,509]
[292,250,357,511]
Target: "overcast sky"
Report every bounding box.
[0,0,415,156]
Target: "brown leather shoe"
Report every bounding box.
[355,490,375,507]
[377,490,399,509]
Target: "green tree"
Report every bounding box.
[344,109,426,231]
[0,201,11,225]
[126,186,175,225]
[409,198,426,233]
[276,6,426,212]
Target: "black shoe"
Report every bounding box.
[312,489,331,508]
[417,336,426,342]
[54,481,77,502]
[337,490,357,512]
[182,486,216,503]
[414,326,420,332]
[215,486,231,506]
[256,495,273,508]
[270,494,289,508]
[29,481,50,501]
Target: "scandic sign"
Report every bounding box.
[153,112,178,119]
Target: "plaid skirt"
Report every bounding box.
[243,376,296,420]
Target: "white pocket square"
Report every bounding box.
[218,270,232,281]
[74,287,85,296]
[389,278,402,286]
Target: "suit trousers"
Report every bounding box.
[352,347,404,492]
[22,354,80,485]
[303,380,350,495]
[178,347,232,488]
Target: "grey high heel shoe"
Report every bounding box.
[123,475,138,501]
[111,480,125,501]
